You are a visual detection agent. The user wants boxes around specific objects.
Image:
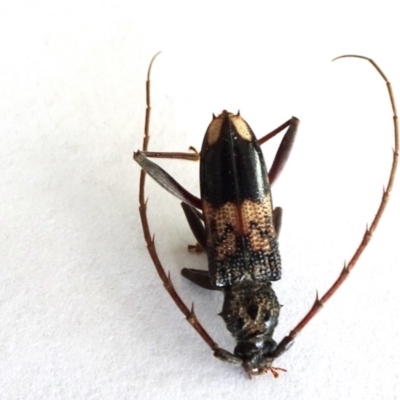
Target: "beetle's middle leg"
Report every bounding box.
[180,202,218,290]
[181,202,206,252]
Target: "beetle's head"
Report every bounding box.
[220,282,283,375]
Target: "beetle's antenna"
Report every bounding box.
[276,55,399,350]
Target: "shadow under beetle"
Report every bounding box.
[134,53,399,377]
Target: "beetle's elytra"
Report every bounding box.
[201,111,282,286]
[134,53,398,377]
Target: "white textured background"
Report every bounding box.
[1,1,400,399]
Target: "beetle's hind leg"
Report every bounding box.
[134,151,202,209]
[139,146,200,161]
[258,117,299,185]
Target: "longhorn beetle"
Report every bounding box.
[134,54,398,377]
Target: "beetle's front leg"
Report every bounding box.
[181,268,219,290]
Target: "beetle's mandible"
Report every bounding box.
[134,53,398,377]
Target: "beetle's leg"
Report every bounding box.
[273,56,399,362]
[179,202,221,290]
[181,202,206,252]
[258,117,299,185]
[135,151,202,209]
[188,243,204,253]
[181,268,220,291]
[140,146,200,161]
[258,116,299,146]
[136,146,201,212]
[273,207,283,239]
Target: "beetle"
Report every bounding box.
[134,54,398,377]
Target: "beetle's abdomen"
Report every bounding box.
[200,111,281,287]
